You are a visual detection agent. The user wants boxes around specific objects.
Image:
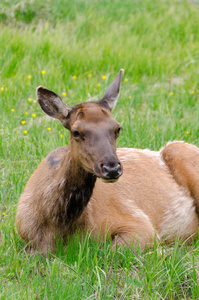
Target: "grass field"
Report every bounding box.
[1,0,199,298]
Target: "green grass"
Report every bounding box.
[1,0,199,298]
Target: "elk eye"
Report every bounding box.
[71,130,81,138]
[117,126,123,136]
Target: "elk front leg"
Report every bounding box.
[17,218,59,256]
[94,213,157,251]
[161,141,199,212]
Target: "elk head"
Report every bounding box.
[37,69,124,183]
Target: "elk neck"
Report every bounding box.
[61,150,97,227]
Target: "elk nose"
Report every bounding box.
[101,162,122,179]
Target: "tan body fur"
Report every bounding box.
[80,142,199,249]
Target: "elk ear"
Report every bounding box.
[98,69,124,111]
[36,86,71,120]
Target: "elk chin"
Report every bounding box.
[98,177,120,183]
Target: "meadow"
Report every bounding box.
[1,0,199,298]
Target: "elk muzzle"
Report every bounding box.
[95,159,123,183]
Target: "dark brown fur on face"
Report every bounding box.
[16,70,124,255]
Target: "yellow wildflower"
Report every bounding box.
[11,108,15,112]
[28,98,32,102]
[128,96,132,99]
[190,91,195,94]
[72,75,77,80]
[97,83,101,88]
[185,131,189,135]
[21,120,26,125]
[41,70,46,75]
[62,92,66,96]
[102,75,106,80]
[47,128,51,131]
[2,212,5,216]
[88,74,92,78]
[34,100,37,103]
[1,87,5,91]
[60,134,63,138]
[25,112,28,115]
[32,113,36,118]
[86,89,89,93]
[23,130,28,134]
[125,78,128,82]
[169,92,173,96]
[27,75,32,79]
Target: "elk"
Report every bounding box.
[16,70,124,254]
[17,70,199,255]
